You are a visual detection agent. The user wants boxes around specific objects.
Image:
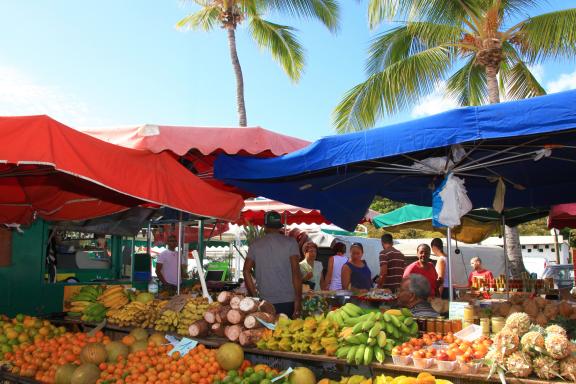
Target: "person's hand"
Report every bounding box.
[292,301,302,319]
[304,272,313,281]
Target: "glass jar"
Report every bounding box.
[436,317,445,335]
[491,317,506,334]
[451,319,462,333]
[426,318,436,333]
[444,319,453,334]
[416,317,426,334]
[463,305,475,322]
[480,318,490,336]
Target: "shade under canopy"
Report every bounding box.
[215,90,576,231]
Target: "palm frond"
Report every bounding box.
[176,6,221,31]
[249,17,305,82]
[263,0,340,32]
[500,42,546,100]
[516,8,576,62]
[366,22,461,75]
[333,46,452,133]
[446,55,487,106]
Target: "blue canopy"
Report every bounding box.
[215,90,576,231]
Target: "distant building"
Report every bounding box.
[481,235,571,277]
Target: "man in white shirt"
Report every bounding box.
[156,235,188,291]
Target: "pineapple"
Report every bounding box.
[560,355,576,382]
[545,332,571,360]
[485,349,506,365]
[506,352,533,378]
[493,328,520,356]
[546,324,568,337]
[533,356,560,380]
[520,331,545,356]
[504,312,531,335]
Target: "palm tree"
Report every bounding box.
[178,0,339,127]
[334,0,576,277]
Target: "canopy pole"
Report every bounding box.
[196,219,212,302]
[554,229,561,264]
[501,216,510,299]
[447,227,454,302]
[177,215,184,295]
[146,221,152,256]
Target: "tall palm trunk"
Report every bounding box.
[226,27,247,127]
[485,64,528,278]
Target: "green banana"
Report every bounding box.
[346,346,358,364]
[382,313,392,323]
[362,319,376,332]
[363,345,374,365]
[385,323,395,335]
[368,322,382,338]
[352,321,364,334]
[374,345,385,363]
[336,346,352,359]
[390,315,402,328]
[409,322,418,335]
[400,307,412,317]
[399,323,411,334]
[377,331,387,347]
[366,337,376,346]
[345,333,369,345]
[354,344,366,365]
[333,311,345,327]
[342,303,364,317]
[404,317,414,326]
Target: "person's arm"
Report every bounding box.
[431,265,439,295]
[243,258,258,297]
[378,257,388,288]
[290,255,302,318]
[453,272,472,289]
[181,260,188,280]
[299,263,313,281]
[323,257,334,290]
[402,263,413,279]
[155,263,169,285]
[319,265,326,291]
[341,265,351,290]
[436,257,446,286]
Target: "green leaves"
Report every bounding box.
[446,56,487,106]
[516,8,576,63]
[176,6,221,31]
[263,0,340,32]
[333,46,452,133]
[249,17,305,82]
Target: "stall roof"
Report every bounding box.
[215,90,576,230]
[239,198,379,226]
[548,203,576,229]
[81,124,310,197]
[0,115,244,224]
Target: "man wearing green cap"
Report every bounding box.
[243,211,302,318]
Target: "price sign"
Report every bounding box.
[256,317,276,330]
[168,337,198,356]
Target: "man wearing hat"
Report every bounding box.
[243,211,302,318]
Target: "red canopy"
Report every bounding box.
[152,222,229,244]
[81,124,309,197]
[548,203,576,229]
[237,198,378,226]
[0,116,244,224]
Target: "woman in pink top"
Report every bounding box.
[323,242,348,290]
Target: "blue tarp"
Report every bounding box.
[215,90,576,231]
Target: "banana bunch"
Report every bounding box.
[177,298,218,335]
[98,285,129,309]
[107,301,150,327]
[256,313,340,356]
[334,307,418,366]
[67,286,103,317]
[155,309,179,332]
[80,302,107,323]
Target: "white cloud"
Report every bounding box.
[0,66,96,126]
[411,83,458,118]
[547,68,576,93]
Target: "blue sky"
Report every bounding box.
[0,1,575,141]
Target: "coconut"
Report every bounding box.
[506,352,533,378]
[288,367,316,384]
[535,313,548,326]
[129,327,148,342]
[544,304,559,319]
[216,343,244,370]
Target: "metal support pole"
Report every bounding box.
[501,216,510,298]
[198,219,205,266]
[447,227,454,302]
[146,221,152,255]
[177,216,183,295]
[553,229,561,264]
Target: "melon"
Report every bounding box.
[135,292,154,304]
[129,327,148,342]
[130,340,148,353]
[105,341,129,362]
[70,363,101,384]
[288,367,316,384]
[216,343,244,370]
[55,363,77,384]
[80,343,107,365]
[148,332,167,346]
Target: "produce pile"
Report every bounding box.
[488,296,575,326]
[485,311,576,381]
[320,372,451,384]
[256,314,340,355]
[196,292,277,346]
[0,314,66,360]
[68,286,133,323]
[106,299,164,329]
[333,305,418,365]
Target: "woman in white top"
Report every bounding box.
[323,242,348,290]
[299,241,324,291]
